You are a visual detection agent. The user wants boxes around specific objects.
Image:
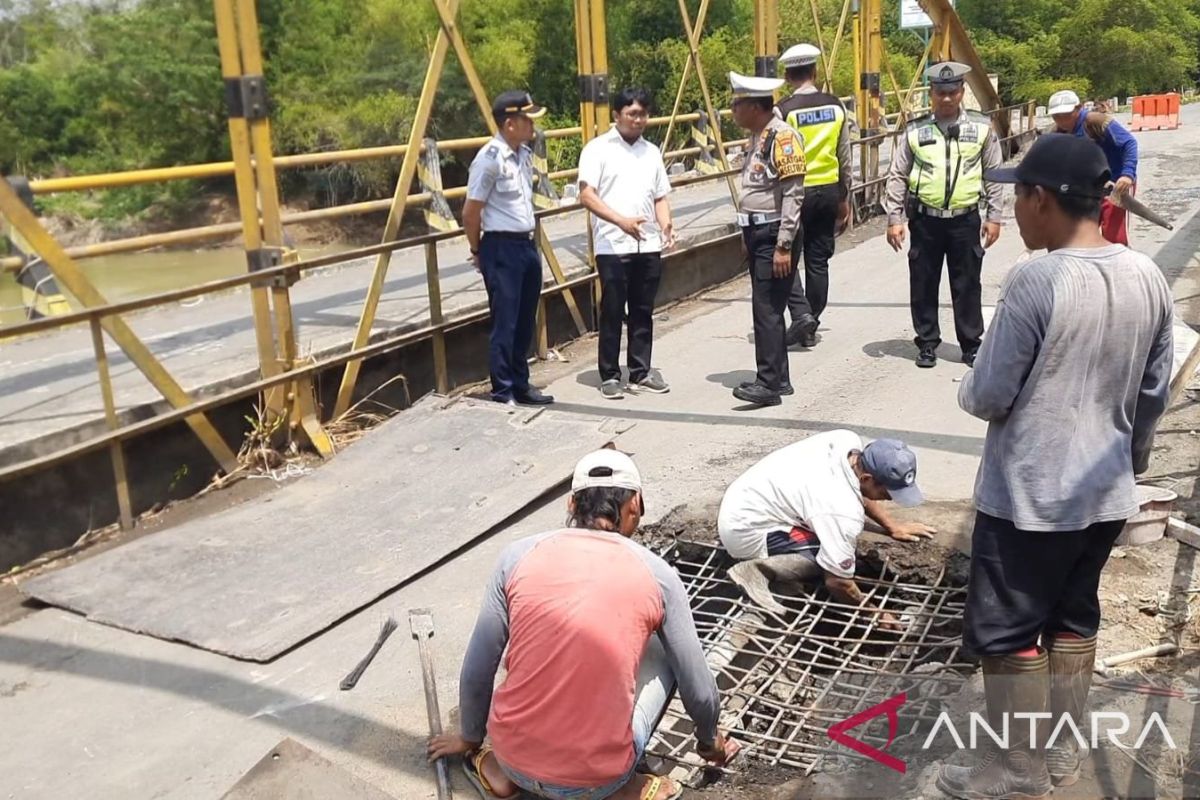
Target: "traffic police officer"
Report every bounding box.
[776,43,852,349]
[465,90,554,405]
[884,62,1003,369]
[729,72,807,408]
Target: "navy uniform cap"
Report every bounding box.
[492,90,546,120]
[926,61,970,87]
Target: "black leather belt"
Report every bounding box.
[484,230,535,240]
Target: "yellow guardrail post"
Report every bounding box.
[423,242,450,395]
[0,179,238,472]
[88,317,134,531]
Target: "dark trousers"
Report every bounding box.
[596,252,663,384]
[743,221,792,392]
[787,184,840,323]
[963,511,1125,656]
[907,210,985,352]
[479,234,541,400]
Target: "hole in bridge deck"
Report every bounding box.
[644,536,972,779]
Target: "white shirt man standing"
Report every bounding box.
[578,88,676,400]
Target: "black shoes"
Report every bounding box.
[916,345,937,368]
[733,382,782,406]
[513,387,554,405]
[962,349,978,368]
[785,314,819,347]
[740,380,794,396]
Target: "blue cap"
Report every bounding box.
[861,439,924,507]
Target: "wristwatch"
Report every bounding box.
[775,239,792,253]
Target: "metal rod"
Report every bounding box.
[89,318,134,531]
[424,242,449,395]
[409,609,453,800]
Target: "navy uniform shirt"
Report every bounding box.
[467,134,536,233]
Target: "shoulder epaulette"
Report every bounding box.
[483,144,500,159]
[906,112,933,129]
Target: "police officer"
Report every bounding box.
[884,62,1003,369]
[776,43,852,349]
[729,72,807,408]
[465,90,554,405]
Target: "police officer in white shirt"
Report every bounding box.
[718,431,935,624]
[578,88,676,401]
[465,90,554,406]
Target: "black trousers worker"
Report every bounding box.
[743,221,792,392]
[787,184,840,326]
[479,233,542,402]
[907,209,985,356]
[596,253,663,384]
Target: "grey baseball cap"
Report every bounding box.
[861,439,924,507]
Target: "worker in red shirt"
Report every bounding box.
[428,448,737,800]
[1048,90,1139,244]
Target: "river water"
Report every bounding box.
[0,244,352,328]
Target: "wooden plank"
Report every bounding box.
[21,397,620,661]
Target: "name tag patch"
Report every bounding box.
[790,107,838,127]
[917,126,936,146]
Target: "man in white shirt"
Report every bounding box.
[718,431,934,623]
[578,88,676,401]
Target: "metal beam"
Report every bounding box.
[918,0,1011,140]
[0,179,237,471]
[753,0,778,77]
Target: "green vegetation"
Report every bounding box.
[0,0,1196,224]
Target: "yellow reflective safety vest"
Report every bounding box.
[776,90,846,188]
[905,111,991,211]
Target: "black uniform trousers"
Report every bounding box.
[963,511,1125,656]
[479,232,541,401]
[596,252,663,384]
[907,209,985,353]
[743,221,792,392]
[786,184,840,323]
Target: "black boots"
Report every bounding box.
[936,651,1053,800]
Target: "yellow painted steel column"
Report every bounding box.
[89,318,134,531]
[753,0,778,77]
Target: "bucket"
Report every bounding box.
[1115,485,1178,546]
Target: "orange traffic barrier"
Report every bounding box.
[1131,94,1181,131]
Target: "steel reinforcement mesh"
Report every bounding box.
[648,540,972,775]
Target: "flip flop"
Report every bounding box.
[462,746,503,800]
[640,774,682,800]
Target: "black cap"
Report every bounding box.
[492,90,546,120]
[985,133,1111,198]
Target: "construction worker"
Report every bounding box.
[939,134,1174,799]
[1048,89,1139,245]
[884,62,1003,369]
[729,71,806,407]
[775,43,852,349]
[718,430,934,624]
[578,87,675,401]
[464,90,554,407]
[427,447,737,800]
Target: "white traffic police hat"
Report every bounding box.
[729,71,784,99]
[779,43,820,68]
[925,61,970,86]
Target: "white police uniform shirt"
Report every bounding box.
[467,134,536,233]
[577,127,671,255]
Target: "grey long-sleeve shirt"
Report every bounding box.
[458,528,721,761]
[959,245,1174,531]
[739,116,806,248]
[883,109,1004,225]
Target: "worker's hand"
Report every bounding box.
[697,732,741,766]
[886,223,907,253]
[836,200,852,235]
[618,215,647,240]
[427,733,479,762]
[1112,175,1134,200]
[981,221,1001,250]
[662,221,677,250]
[772,247,793,278]
[888,521,937,542]
[878,611,904,632]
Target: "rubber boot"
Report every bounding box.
[1044,634,1096,786]
[936,651,1053,800]
[728,555,822,614]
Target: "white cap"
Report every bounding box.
[925,61,970,85]
[729,71,784,99]
[1048,89,1081,115]
[572,448,642,494]
[779,43,820,68]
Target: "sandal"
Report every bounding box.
[640,774,682,800]
[462,745,502,800]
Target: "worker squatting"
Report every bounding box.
[435,46,1171,800]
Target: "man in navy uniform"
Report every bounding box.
[464,90,554,406]
[776,43,852,349]
[883,62,1003,369]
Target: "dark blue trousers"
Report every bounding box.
[479,234,542,401]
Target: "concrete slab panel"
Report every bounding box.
[221,739,398,800]
[21,397,620,661]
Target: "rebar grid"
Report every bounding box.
[648,540,971,775]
